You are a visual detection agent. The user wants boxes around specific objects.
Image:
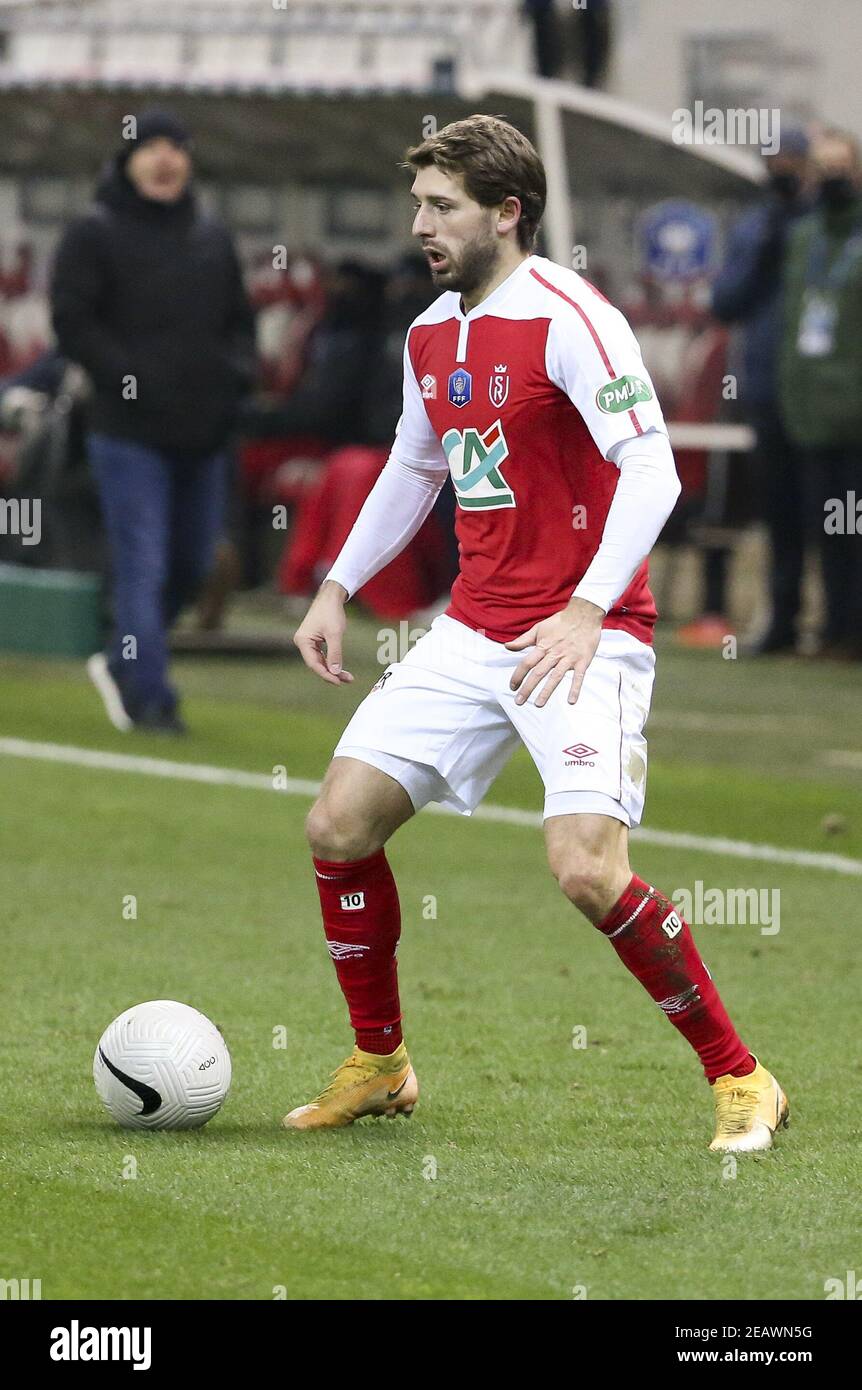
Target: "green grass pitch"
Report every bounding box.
[1,616,861,1300]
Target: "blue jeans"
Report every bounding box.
[89,433,228,717]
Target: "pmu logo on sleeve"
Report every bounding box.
[442,419,515,510]
[447,369,472,407]
[596,375,653,414]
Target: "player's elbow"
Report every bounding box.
[654,470,682,534]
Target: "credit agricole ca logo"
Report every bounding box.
[442,419,515,510]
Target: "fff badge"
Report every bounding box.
[448,369,472,408]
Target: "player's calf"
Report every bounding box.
[545,815,786,1151]
[292,755,420,1130]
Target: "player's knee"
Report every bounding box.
[552,851,613,917]
[304,797,376,861]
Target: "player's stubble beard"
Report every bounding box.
[429,218,500,303]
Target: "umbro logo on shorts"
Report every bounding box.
[327,940,370,959]
[563,742,598,766]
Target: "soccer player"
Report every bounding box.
[285,116,788,1152]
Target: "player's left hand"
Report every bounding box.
[505,597,604,707]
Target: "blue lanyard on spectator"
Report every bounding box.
[805,220,862,291]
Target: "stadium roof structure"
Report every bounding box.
[0,71,762,262]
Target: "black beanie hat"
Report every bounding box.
[124,108,191,157]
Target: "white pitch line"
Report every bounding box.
[1,736,861,878]
[0,736,316,794]
[648,710,815,735]
[823,750,862,771]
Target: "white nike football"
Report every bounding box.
[93,1000,231,1130]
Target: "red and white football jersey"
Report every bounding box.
[392,254,669,645]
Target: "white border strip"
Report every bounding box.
[2,736,860,878]
[824,750,862,771]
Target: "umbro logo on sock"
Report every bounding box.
[327,941,371,960]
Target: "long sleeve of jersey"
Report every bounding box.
[572,428,681,614]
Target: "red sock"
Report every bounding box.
[596,875,754,1083]
[312,849,403,1055]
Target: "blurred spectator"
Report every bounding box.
[51,108,257,732]
[661,321,735,650]
[780,129,862,660]
[712,130,811,654]
[243,259,385,446]
[0,348,66,410]
[522,0,560,79]
[276,252,458,615]
[0,350,102,574]
[625,271,735,648]
[523,0,611,87]
[363,253,438,446]
[250,252,327,398]
[365,252,460,589]
[239,258,386,592]
[277,443,452,619]
[567,0,611,88]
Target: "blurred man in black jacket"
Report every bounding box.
[52,109,256,732]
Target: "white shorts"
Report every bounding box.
[334,614,656,826]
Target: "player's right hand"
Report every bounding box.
[292,582,354,686]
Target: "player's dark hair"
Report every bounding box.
[404,114,547,251]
